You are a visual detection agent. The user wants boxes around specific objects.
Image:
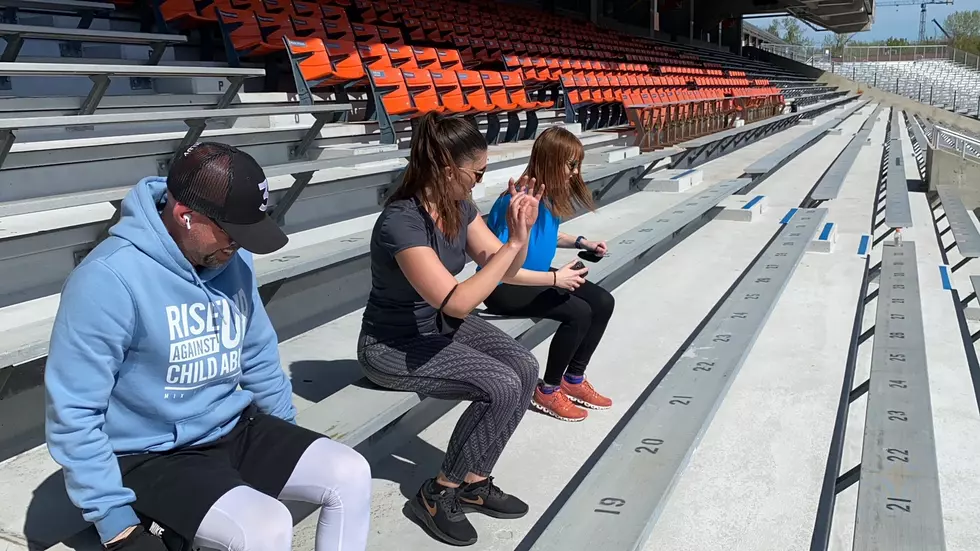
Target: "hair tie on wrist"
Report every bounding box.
[553,271,557,287]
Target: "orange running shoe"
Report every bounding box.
[561,378,613,410]
[531,386,588,422]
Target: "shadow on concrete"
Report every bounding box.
[23,469,101,550]
[288,359,365,403]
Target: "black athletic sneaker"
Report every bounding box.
[458,477,529,519]
[409,479,478,546]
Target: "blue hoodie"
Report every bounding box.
[44,176,296,543]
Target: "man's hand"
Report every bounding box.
[104,526,168,551]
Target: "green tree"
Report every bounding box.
[767,17,814,46]
[943,10,980,55]
[821,32,854,56]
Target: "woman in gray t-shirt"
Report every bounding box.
[357,113,542,547]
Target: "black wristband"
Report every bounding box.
[575,235,586,249]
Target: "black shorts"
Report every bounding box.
[117,404,323,541]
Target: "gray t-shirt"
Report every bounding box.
[361,197,479,339]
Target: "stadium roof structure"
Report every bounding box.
[740,0,875,34]
[782,0,874,33]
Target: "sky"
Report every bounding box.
[749,0,978,41]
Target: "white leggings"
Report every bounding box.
[193,438,372,551]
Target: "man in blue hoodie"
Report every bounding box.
[45,143,372,551]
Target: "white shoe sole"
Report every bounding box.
[566,394,612,410]
[530,399,587,422]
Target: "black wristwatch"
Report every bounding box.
[574,235,586,249]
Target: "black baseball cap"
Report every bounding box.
[166,142,288,254]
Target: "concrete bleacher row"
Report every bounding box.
[3,52,979,551]
[0,91,867,551]
[0,5,846,542]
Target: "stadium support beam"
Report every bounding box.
[689,0,694,40]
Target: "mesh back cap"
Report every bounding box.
[167,142,287,254]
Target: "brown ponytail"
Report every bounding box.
[387,113,487,240]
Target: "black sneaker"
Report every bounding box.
[458,477,529,519]
[409,479,478,546]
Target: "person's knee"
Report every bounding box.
[291,438,372,508]
[560,298,593,329]
[257,500,295,549]
[590,287,615,320]
[198,488,293,551]
[331,440,372,495]
[488,368,527,408]
[510,346,540,386]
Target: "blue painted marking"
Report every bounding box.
[670,168,696,180]
[780,208,798,225]
[818,222,835,241]
[939,265,953,291]
[742,195,764,210]
[857,234,871,256]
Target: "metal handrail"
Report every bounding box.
[933,124,980,160]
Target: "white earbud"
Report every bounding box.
[184,214,192,230]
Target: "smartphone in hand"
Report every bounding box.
[578,250,604,263]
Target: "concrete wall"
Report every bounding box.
[927,147,980,209]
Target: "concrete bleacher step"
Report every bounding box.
[641,168,703,193]
[0,162,738,550]
[523,208,829,550]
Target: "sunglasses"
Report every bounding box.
[567,160,581,171]
[460,166,487,183]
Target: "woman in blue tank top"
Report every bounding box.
[483,127,617,423]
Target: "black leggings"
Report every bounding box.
[483,278,615,386]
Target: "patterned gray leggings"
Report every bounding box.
[357,315,539,484]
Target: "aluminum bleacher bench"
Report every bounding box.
[0,160,731,550]
[0,0,112,28]
[522,207,830,551]
[811,103,883,203]
[0,104,359,217]
[852,241,946,550]
[743,100,868,178]
[933,185,980,272]
[0,103,352,176]
[0,62,266,116]
[906,112,931,153]
[0,23,187,64]
[886,109,913,229]
[0,146,407,219]
[0,149,675,371]
[289,175,752,447]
